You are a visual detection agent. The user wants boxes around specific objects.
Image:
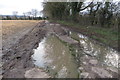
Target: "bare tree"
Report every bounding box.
[31,9,38,18]
[27,12,32,16]
[13,11,18,19]
[23,12,26,19]
[26,12,32,20]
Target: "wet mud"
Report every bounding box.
[2,21,119,79]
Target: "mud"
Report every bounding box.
[32,35,79,78]
[2,20,119,79]
[2,21,47,78]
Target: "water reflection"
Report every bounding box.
[32,38,46,67]
[105,50,119,68]
[69,31,119,68]
[77,33,119,68]
[32,30,119,78]
[32,35,78,78]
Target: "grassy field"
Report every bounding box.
[53,20,119,50]
[2,20,42,49]
[2,20,40,39]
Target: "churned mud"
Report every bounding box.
[2,20,41,50]
[1,20,119,79]
[2,21,47,78]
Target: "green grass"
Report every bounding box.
[51,20,118,50]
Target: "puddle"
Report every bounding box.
[32,35,79,78]
[69,32,119,68]
[32,29,119,78]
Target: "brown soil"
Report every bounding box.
[2,21,46,78]
[2,20,42,51]
[1,20,119,79]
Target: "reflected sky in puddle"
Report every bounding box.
[77,33,119,68]
[32,30,119,78]
[104,49,119,68]
[32,35,78,78]
[32,38,52,67]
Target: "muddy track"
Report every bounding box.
[2,21,119,79]
[52,22,119,52]
[2,22,46,78]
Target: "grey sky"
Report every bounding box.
[0,0,44,15]
[0,0,119,15]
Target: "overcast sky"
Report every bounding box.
[0,0,119,15]
[0,0,44,15]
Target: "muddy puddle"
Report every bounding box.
[32,29,119,78]
[69,31,119,68]
[32,35,79,78]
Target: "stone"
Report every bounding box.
[80,72,89,78]
[92,67,112,78]
[25,68,50,78]
[83,61,87,65]
[78,67,84,70]
[89,59,98,65]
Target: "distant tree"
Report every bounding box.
[6,16,11,20]
[23,12,26,20]
[26,12,32,20]
[38,16,42,20]
[13,11,18,20]
[31,9,38,19]
[0,16,2,20]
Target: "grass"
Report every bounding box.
[2,20,43,49]
[51,20,118,50]
[2,20,41,40]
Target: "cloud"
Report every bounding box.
[0,0,44,15]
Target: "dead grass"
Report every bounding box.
[2,20,41,39]
[1,20,43,49]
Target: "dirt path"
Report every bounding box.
[43,22,119,78]
[2,21,49,78]
[38,22,119,78]
[2,21,119,79]
[2,20,41,51]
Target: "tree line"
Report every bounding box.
[43,1,120,28]
[2,9,47,20]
